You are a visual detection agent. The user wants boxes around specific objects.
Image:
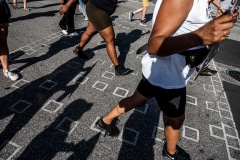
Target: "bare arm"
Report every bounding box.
[211,0,226,13]
[147,0,239,57]
[59,0,77,15]
[59,0,64,5]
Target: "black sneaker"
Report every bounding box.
[199,66,217,76]
[73,46,88,59]
[140,19,147,26]
[129,12,134,21]
[115,65,132,76]
[162,143,191,160]
[95,118,120,137]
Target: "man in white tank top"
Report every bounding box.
[94,0,239,159]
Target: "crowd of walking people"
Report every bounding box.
[1,0,239,159]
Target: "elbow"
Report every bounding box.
[147,46,166,57]
[147,49,156,55]
[146,44,158,56]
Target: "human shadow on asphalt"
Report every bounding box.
[16,99,101,159]
[10,10,59,22]
[214,38,240,135]
[117,98,163,160]
[214,38,240,68]
[8,31,87,74]
[0,56,96,154]
[116,29,150,65]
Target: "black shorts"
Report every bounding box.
[86,1,112,31]
[137,76,186,118]
[0,13,9,25]
[0,0,11,25]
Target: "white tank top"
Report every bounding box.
[142,0,211,89]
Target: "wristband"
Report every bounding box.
[219,6,224,10]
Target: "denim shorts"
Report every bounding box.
[137,76,186,118]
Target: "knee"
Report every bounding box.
[84,30,97,38]
[104,37,115,45]
[166,115,185,130]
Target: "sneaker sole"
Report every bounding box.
[162,156,174,160]
[95,123,105,131]
[129,12,132,21]
[95,121,120,137]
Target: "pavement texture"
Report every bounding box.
[0,0,240,160]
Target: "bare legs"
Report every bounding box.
[0,24,9,73]
[77,22,119,66]
[101,89,185,156]
[164,115,185,155]
[102,90,149,124]
[141,6,148,21]
[12,0,30,11]
[0,24,19,81]
[132,6,148,21]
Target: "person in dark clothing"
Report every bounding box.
[59,0,132,76]
[59,0,79,36]
[0,0,19,81]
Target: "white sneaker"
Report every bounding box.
[62,29,68,35]
[68,32,79,36]
[3,70,19,81]
[84,16,89,21]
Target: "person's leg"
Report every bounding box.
[23,0,27,9]
[139,0,148,25]
[23,0,31,11]
[133,7,143,15]
[67,1,78,34]
[164,115,185,154]
[102,90,149,124]
[156,87,190,159]
[98,25,119,66]
[59,12,69,34]
[141,6,148,21]
[98,25,133,75]
[12,0,18,8]
[0,24,9,72]
[129,7,143,22]
[77,21,97,50]
[0,24,19,81]
[97,77,159,137]
[73,21,97,58]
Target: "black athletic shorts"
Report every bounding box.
[137,76,186,118]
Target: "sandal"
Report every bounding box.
[12,2,18,9]
[23,8,31,11]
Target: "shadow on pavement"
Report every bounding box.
[0,55,96,154]
[118,98,162,160]
[214,38,240,68]
[16,99,100,159]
